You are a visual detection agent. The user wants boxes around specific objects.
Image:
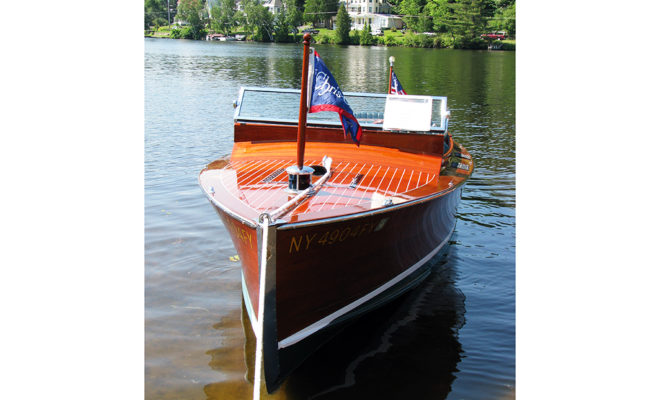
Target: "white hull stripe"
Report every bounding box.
[241,228,453,349]
[242,272,259,333]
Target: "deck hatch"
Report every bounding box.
[262,168,285,183]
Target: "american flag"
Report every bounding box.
[390,69,407,95]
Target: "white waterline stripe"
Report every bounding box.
[242,272,258,335]
[277,228,453,349]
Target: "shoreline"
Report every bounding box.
[144,32,515,51]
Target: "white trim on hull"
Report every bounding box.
[241,227,454,350]
[242,271,259,333]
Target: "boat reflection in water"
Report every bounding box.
[204,251,465,399]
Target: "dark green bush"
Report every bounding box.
[349,30,360,45]
[499,42,516,50]
[359,25,374,45]
[170,28,182,39]
[182,26,194,39]
[174,26,196,40]
[453,37,488,49]
[402,32,433,48]
[171,26,207,40]
[383,34,399,46]
[314,31,335,44]
[431,35,452,48]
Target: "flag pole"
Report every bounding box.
[286,33,314,192]
[297,33,312,170]
[388,56,395,94]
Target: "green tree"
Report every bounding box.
[273,11,292,42]
[304,0,338,26]
[396,0,426,32]
[244,0,273,41]
[284,0,303,30]
[145,0,168,29]
[444,0,490,43]
[425,0,450,32]
[489,1,515,37]
[359,23,373,45]
[417,8,434,32]
[210,5,222,33]
[210,0,236,34]
[177,0,208,39]
[334,3,350,44]
[304,0,322,25]
[324,0,338,15]
[234,0,248,28]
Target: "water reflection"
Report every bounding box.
[203,251,465,399]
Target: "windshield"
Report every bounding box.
[234,87,449,132]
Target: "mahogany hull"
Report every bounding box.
[208,182,463,390]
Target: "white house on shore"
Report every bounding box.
[345,0,390,15]
[338,0,403,31]
[349,13,404,31]
[255,0,404,32]
[263,0,283,14]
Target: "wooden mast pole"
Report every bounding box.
[286,33,314,192]
[296,33,312,170]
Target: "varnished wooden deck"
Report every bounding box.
[200,141,472,224]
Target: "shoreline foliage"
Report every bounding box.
[177,0,208,40]
[144,0,515,49]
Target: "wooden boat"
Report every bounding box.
[199,35,473,394]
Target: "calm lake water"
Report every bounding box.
[145,37,515,399]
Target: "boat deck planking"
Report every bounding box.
[200,141,472,225]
